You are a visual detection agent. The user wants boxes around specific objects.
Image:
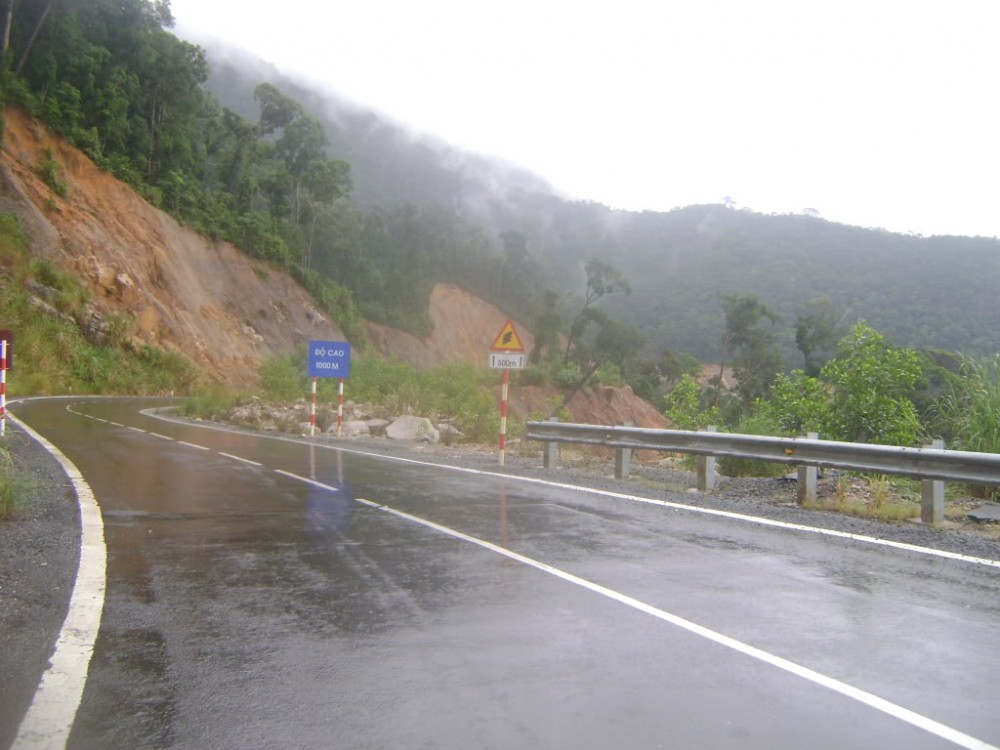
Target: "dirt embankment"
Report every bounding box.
[0,109,344,388]
[0,109,663,427]
[365,283,537,368]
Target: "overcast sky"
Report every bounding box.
[169,0,1000,238]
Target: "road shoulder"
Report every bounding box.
[0,425,80,750]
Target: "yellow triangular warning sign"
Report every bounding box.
[490,320,525,352]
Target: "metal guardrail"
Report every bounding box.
[524,421,1000,486]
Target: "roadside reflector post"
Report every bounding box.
[696,425,718,492]
[614,421,634,480]
[921,438,945,526]
[797,432,819,505]
[543,417,560,469]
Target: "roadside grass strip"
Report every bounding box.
[8,415,106,750]
[281,469,999,750]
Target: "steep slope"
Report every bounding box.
[365,283,537,368]
[0,108,668,428]
[0,109,345,388]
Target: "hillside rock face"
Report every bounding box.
[505,385,668,430]
[364,284,536,368]
[0,109,344,388]
[0,110,662,431]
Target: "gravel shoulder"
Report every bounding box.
[0,424,80,750]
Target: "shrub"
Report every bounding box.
[718,411,789,478]
[663,374,719,430]
[36,149,68,197]
[0,440,31,520]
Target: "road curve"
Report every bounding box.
[8,397,1000,750]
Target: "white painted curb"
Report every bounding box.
[9,413,107,750]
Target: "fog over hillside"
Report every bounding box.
[187,33,1000,362]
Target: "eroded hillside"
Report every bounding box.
[0,109,344,388]
[0,109,665,430]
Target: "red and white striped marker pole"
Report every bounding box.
[0,338,7,438]
[337,378,345,437]
[498,368,510,466]
[309,376,317,437]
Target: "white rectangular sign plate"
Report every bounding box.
[489,352,526,369]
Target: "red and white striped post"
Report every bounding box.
[498,368,510,466]
[0,337,7,438]
[309,376,318,437]
[337,378,345,437]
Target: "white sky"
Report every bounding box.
[169,0,1000,238]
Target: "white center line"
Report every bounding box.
[177,441,209,451]
[218,452,263,467]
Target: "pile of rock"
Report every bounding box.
[225,398,465,445]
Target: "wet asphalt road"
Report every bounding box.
[11,397,1000,750]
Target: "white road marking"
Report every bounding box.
[177,441,209,451]
[322,446,1000,569]
[108,422,124,427]
[274,469,340,491]
[218,452,262,467]
[8,416,106,750]
[277,469,997,750]
[126,426,146,434]
[145,411,1000,568]
[148,432,173,441]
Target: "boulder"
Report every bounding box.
[386,416,440,443]
[437,423,466,444]
[339,420,370,438]
[365,418,390,436]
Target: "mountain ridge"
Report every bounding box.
[190,35,1000,361]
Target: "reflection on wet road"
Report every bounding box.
[12,398,1000,750]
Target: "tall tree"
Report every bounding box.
[795,298,845,376]
[720,293,782,408]
[555,309,645,414]
[563,259,631,364]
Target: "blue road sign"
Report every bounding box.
[308,341,351,378]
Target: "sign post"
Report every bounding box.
[307,341,352,437]
[488,321,526,466]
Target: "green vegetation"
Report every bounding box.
[0,438,31,520]
[0,214,200,395]
[36,149,68,197]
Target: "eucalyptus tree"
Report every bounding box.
[563,259,631,364]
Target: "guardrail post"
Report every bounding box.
[697,426,717,492]
[797,432,819,505]
[543,418,560,469]
[921,438,945,526]
[614,422,633,479]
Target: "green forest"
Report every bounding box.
[1,0,999,464]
